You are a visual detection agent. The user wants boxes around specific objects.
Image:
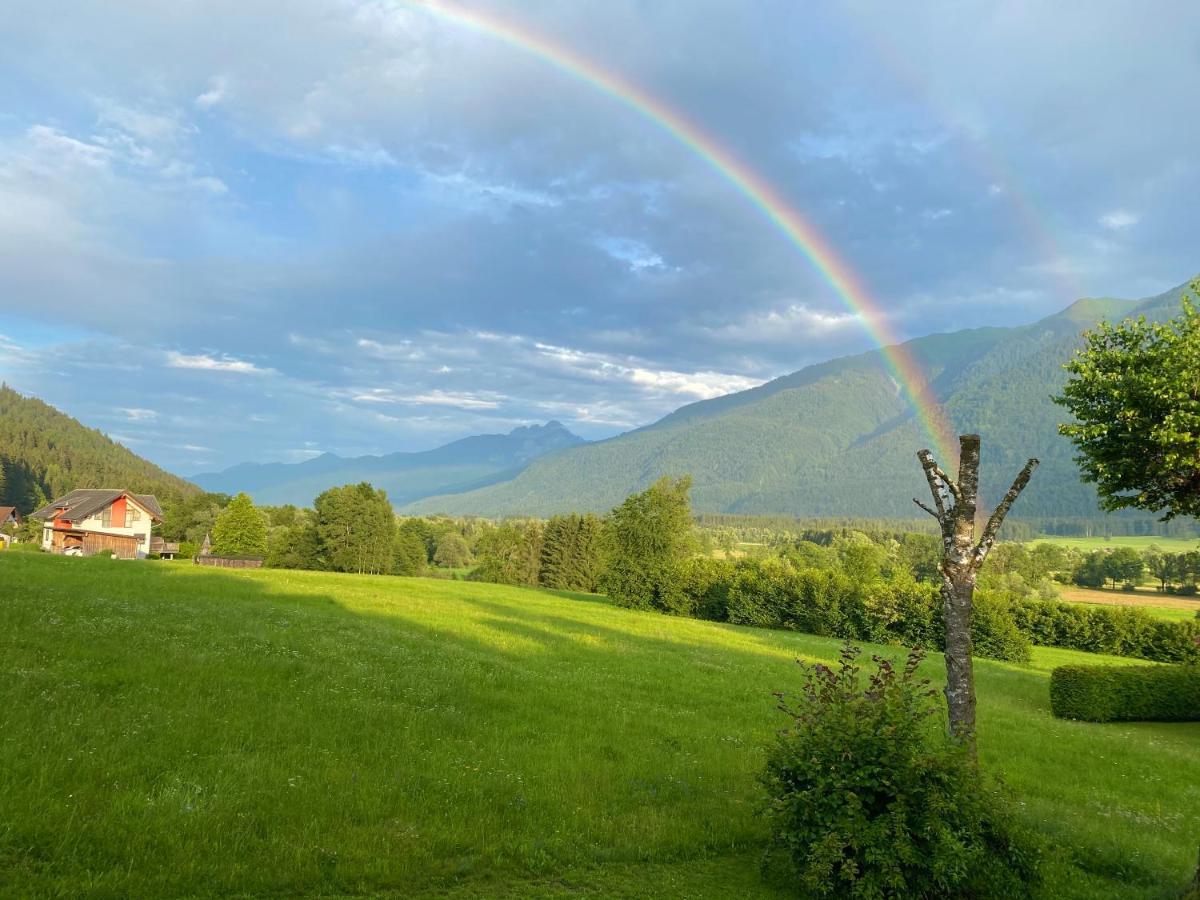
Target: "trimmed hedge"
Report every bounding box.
[1049,664,1200,722]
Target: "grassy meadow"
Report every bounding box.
[2,553,1199,898]
[1034,535,1200,551]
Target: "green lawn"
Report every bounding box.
[2,554,1198,898]
[1034,535,1200,551]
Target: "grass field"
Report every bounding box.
[2,554,1199,898]
[1034,535,1200,551]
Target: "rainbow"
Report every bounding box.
[403,0,956,461]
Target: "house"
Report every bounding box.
[30,489,164,559]
[0,506,21,528]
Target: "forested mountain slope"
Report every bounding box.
[404,281,1194,518]
[194,421,585,507]
[0,385,197,511]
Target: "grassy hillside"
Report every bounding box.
[194,422,585,508]
[0,384,197,511]
[406,281,1195,519]
[2,554,1198,897]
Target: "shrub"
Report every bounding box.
[761,646,1042,898]
[1049,664,1200,722]
[969,591,1033,664]
[679,557,735,621]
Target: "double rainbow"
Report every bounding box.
[404,0,956,461]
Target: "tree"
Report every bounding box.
[1056,285,1200,520]
[915,435,1038,752]
[266,521,322,570]
[1103,547,1143,589]
[393,520,428,576]
[600,476,696,611]
[313,483,395,575]
[539,513,604,591]
[210,492,268,557]
[432,531,472,568]
[1145,549,1173,593]
[472,520,543,585]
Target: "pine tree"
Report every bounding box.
[211,492,269,557]
[393,521,427,575]
[540,513,603,591]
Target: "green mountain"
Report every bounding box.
[0,385,198,512]
[193,421,586,507]
[403,281,1195,519]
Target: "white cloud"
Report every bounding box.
[350,387,505,410]
[533,340,761,399]
[118,407,158,421]
[703,304,860,344]
[26,125,111,169]
[1099,210,1139,230]
[195,76,229,109]
[164,351,271,374]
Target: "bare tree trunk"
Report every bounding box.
[915,434,1038,755]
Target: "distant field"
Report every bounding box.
[2,554,1198,898]
[1034,535,1199,551]
[1059,586,1200,621]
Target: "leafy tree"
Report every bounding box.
[599,476,696,611]
[432,531,472,568]
[1102,547,1143,589]
[211,492,268,557]
[160,492,231,543]
[1056,285,1200,519]
[313,483,395,575]
[266,522,322,570]
[1072,551,1108,589]
[472,520,543,585]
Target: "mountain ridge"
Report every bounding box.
[401,280,1194,519]
[193,420,586,506]
[0,384,198,511]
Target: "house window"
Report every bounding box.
[101,507,111,527]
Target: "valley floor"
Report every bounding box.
[2,554,1198,898]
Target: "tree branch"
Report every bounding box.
[916,449,948,519]
[930,463,963,501]
[972,457,1040,568]
[913,498,939,518]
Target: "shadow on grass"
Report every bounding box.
[3,553,1192,899]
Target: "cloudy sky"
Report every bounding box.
[1,1,1197,474]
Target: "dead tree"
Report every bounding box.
[914,434,1038,753]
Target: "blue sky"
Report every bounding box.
[1,1,1197,475]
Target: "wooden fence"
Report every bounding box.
[194,555,264,569]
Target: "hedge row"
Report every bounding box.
[674,559,1200,666]
[1049,664,1200,722]
[1009,598,1200,664]
[679,559,1031,662]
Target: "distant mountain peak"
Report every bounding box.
[193,420,586,507]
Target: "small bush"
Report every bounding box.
[761,646,1042,898]
[1049,664,1200,723]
